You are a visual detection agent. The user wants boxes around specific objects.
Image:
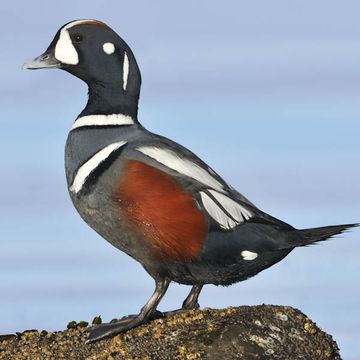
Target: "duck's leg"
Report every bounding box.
[87,278,170,342]
[182,284,203,310]
[161,284,204,317]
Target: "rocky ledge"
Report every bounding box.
[0,305,341,360]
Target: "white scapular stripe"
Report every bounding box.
[123,52,129,91]
[208,190,252,221]
[200,192,237,230]
[71,114,135,130]
[70,141,127,193]
[103,42,115,55]
[200,190,253,229]
[241,250,258,261]
[136,146,224,192]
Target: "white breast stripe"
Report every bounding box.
[200,192,237,230]
[71,114,135,130]
[208,190,252,221]
[70,141,127,194]
[123,52,129,91]
[241,250,258,261]
[136,146,224,192]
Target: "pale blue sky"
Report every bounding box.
[0,1,359,358]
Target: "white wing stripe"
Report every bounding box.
[70,141,127,194]
[71,114,134,130]
[136,146,224,192]
[200,192,237,230]
[208,190,253,221]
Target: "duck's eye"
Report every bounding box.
[72,34,83,43]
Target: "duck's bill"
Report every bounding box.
[22,51,61,70]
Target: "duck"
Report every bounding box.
[23,19,357,342]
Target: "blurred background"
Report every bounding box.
[1,0,359,358]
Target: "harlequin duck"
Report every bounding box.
[23,19,357,342]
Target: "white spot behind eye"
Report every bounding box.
[103,42,115,55]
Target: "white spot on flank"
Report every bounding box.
[70,141,127,194]
[136,146,224,192]
[103,42,115,55]
[123,52,129,91]
[241,250,258,261]
[71,114,134,130]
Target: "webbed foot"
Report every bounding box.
[87,311,163,342]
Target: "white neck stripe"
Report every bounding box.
[123,52,129,91]
[71,114,135,130]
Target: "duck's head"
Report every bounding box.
[23,20,141,117]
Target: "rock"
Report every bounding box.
[0,305,341,359]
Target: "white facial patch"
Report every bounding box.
[241,251,258,261]
[70,141,127,194]
[123,52,129,91]
[136,146,225,192]
[55,28,79,65]
[103,42,115,55]
[71,114,134,130]
[54,19,100,65]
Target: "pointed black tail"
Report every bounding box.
[295,223,358,247]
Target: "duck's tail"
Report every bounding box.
[292,223,358,247]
